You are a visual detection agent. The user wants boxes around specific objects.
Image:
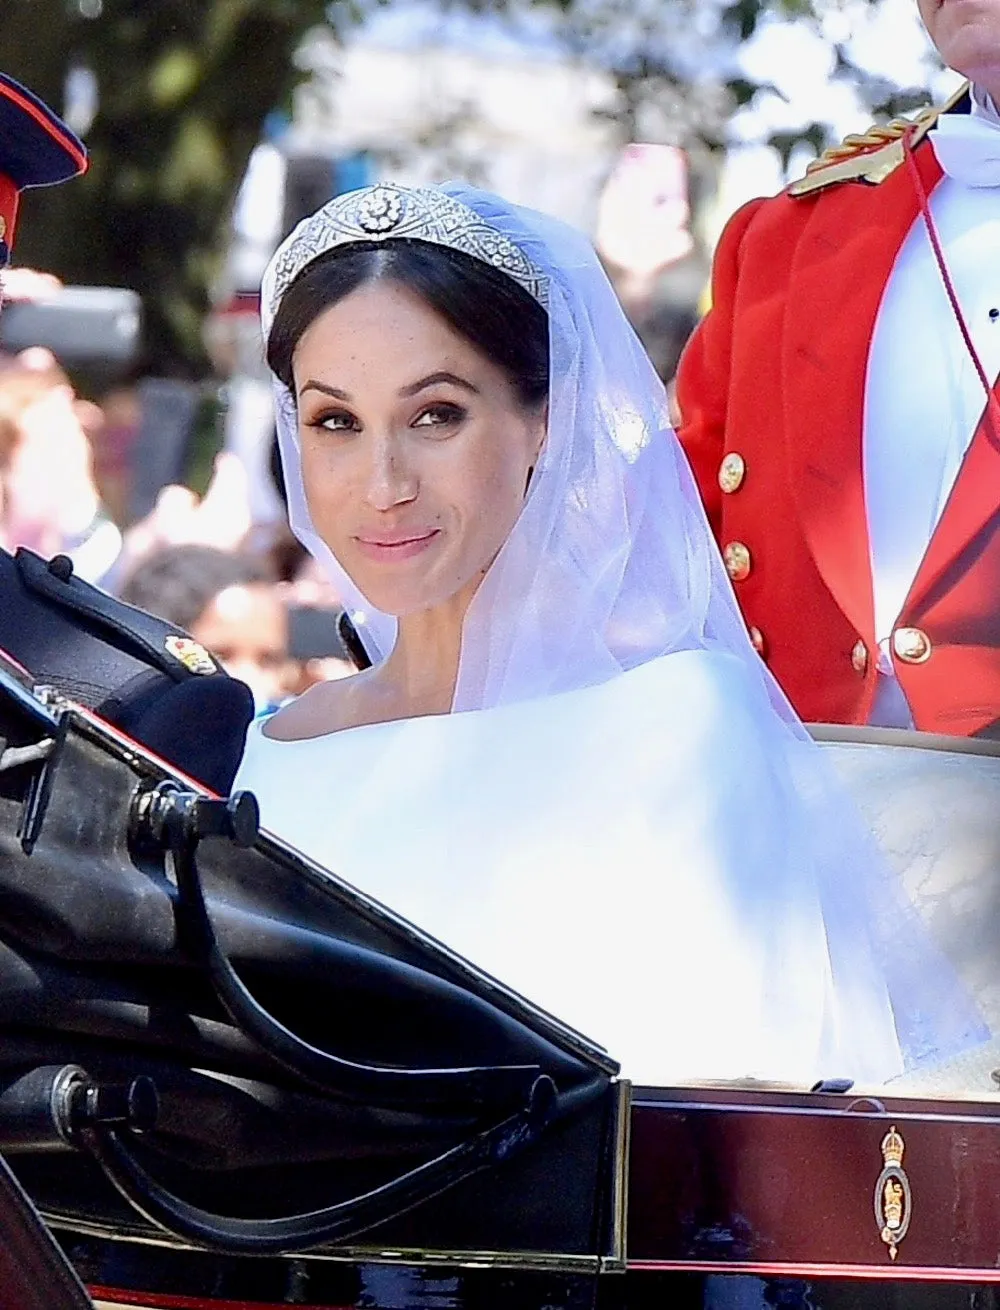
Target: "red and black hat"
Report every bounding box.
[0,74,88,265]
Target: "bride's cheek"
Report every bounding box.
[302,445,348,512]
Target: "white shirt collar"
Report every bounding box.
[971,83,1000,125]
[930,85,1000,186]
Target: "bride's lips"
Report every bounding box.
[353,529,441,561]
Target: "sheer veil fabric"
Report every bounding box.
[256,181,986,1083]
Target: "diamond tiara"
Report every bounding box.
[263,185,550,329]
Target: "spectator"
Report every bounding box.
[91,382,141,527]
[121,544,289,715]
[111,448,255,587]
[0,349,122,584]
[253,521,356,691]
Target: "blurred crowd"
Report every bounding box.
[0,281,356,716]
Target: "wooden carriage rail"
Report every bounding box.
[808,721,1000,755]
[625,1261,1000,1282]
[626,1085,1000,1281]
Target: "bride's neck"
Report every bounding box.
[381,589,472,717]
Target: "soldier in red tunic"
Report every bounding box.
[0,73,87,273]
[675,2,1000,735]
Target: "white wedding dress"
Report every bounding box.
[247,180,984,1095]
[236,648,902,1089]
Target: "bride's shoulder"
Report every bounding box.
[236,679,367,794]
[632,648,779,763]
[256,674,366,743]
[638,647,770,718]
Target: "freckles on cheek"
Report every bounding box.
[299,446,345,528]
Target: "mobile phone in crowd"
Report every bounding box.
[0,285,142,372]
[287,605,372,672]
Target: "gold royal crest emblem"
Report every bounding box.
[873,1126,911,1261]
[164,635,217,676]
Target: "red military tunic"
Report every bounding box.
[675,92,1000,735]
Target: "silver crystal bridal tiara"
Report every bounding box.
[262,184,550,326]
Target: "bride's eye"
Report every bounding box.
[309,409,359,434]
[413,403,466,431]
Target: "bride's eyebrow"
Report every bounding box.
[299,380,350,400]
[298,372,480,402]
[399,372,480,397]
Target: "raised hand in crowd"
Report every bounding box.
[115,449,254,584]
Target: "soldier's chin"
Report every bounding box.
[931,14,1000,78]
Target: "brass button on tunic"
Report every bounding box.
[892,627,931,664]
[718,452,746,494]
[724,542,752,582]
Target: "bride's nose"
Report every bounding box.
[362,431,418,511]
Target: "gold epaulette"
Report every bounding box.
[788,82,970,197]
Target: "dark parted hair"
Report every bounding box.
[266,239,549,409]
[121,545,274,633]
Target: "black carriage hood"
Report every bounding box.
[0,657,624,1267]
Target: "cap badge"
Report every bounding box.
[164,635,217,676]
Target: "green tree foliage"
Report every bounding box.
[2,0,354,376]
[1,0,938,376]
[526,0,939,164]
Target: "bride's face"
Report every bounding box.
[292,279,546,619]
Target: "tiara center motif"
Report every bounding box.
[357,187,403,234]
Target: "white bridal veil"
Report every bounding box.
[261,181,986,1078]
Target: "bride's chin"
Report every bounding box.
[343,551,490,621]
[349,576,441,619]
[361,576,484,623]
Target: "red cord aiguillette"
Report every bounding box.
[903,123,1000,443]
